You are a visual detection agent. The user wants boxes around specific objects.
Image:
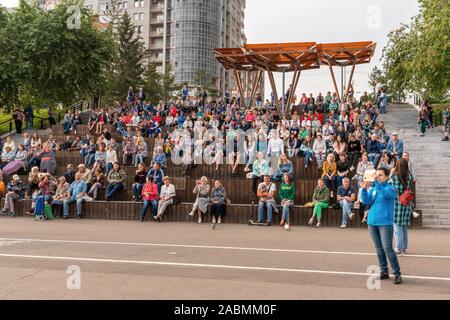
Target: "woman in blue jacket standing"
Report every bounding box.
[360,167,402,285]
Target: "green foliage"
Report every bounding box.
[161,63,176,99]
[142,62,162,103]
[0,0,115,109]
[380,0,450,101]
[106,11,145,102]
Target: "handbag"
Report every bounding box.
[226,198,232,205]
[246,172,254,179]
[399,189,414,206]
[304,202,315,208]
[172,195,181,205]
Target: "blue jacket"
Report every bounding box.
[386,140,403,156]
[147,168,164,184]
[360,181,397,226]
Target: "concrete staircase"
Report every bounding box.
[380,104,450,229]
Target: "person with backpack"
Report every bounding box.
[389,158,414,256]
[360,167,402,284]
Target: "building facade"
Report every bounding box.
[30,0,254,95]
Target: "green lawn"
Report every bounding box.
[0,108,65,136]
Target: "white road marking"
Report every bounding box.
[0,240,24,247]
[0,252,449,282]
[1,237,449,260]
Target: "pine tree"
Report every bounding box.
[111,11,145,99]
[161,63,176,99]
[142,62,162,103]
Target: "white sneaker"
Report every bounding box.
[217,217,222,224]
[284,223,291,231]
[349,212,355,220]
[189,211,195,217]
[340,224,347,229]
[412,211,420,218]
[212,217,216,224]
[198,217,202,224]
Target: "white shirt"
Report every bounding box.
[267,138,285,155]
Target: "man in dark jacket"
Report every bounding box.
[366,134,381,167]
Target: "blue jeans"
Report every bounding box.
[26,118,33,130]
[340,200,354,225]
[106,162,113,175]
[80,149,89,158]
[303,150,313,167]
[380,104,386,114]
[281,202,293,223]
[85,153,95,166]
[132,183,144,200]
[63,121,71,133]
[394,223,408,252]
[63,198,85,217]
[368,153,380,167]
[140,200,158,219]
[133,154,145,166]
[28,157,41,168]
[106,183,124,200]
[258,201,273,223]
[368,225,401,276]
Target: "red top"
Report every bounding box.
[244,113,255,122]
[314,112,323,124]
[154,115,162,124]
[142,182,158,201]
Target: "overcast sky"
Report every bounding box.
[245,0,420,98]
[1,0,420,98]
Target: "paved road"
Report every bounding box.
[0,217,449,300]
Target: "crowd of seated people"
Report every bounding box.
[0,87,418,231]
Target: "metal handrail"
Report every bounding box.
[0,98,94,135]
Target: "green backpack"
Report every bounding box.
[44,204,54,220]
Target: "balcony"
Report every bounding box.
[151,5,164,13]
[150,32,164,37]
[151,19,164,25]
[150,44,164,50]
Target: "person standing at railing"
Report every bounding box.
[12,108,24,134]
[47,106,56,129]
[24,105,34,130]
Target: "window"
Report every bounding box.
[139,26,144,33]
[134,0,139,8]
[139,13,144,20]
[140,0,144,7]
[123,1,128,9]
[134,13,139,20]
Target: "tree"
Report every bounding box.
[368,66,385,97]
[142,62,162,103]
[0,0,115,109]
[161,63,176,99]
[380,0,449,102]
[108,11,145,100]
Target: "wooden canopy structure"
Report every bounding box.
[214,41,376,115]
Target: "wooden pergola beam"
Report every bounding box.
[233,67,246,108]
[249,70,263,108]
[344,61,356,100]
[287,68,301,112]
[327,62,341,103]
[267,71,281,116]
